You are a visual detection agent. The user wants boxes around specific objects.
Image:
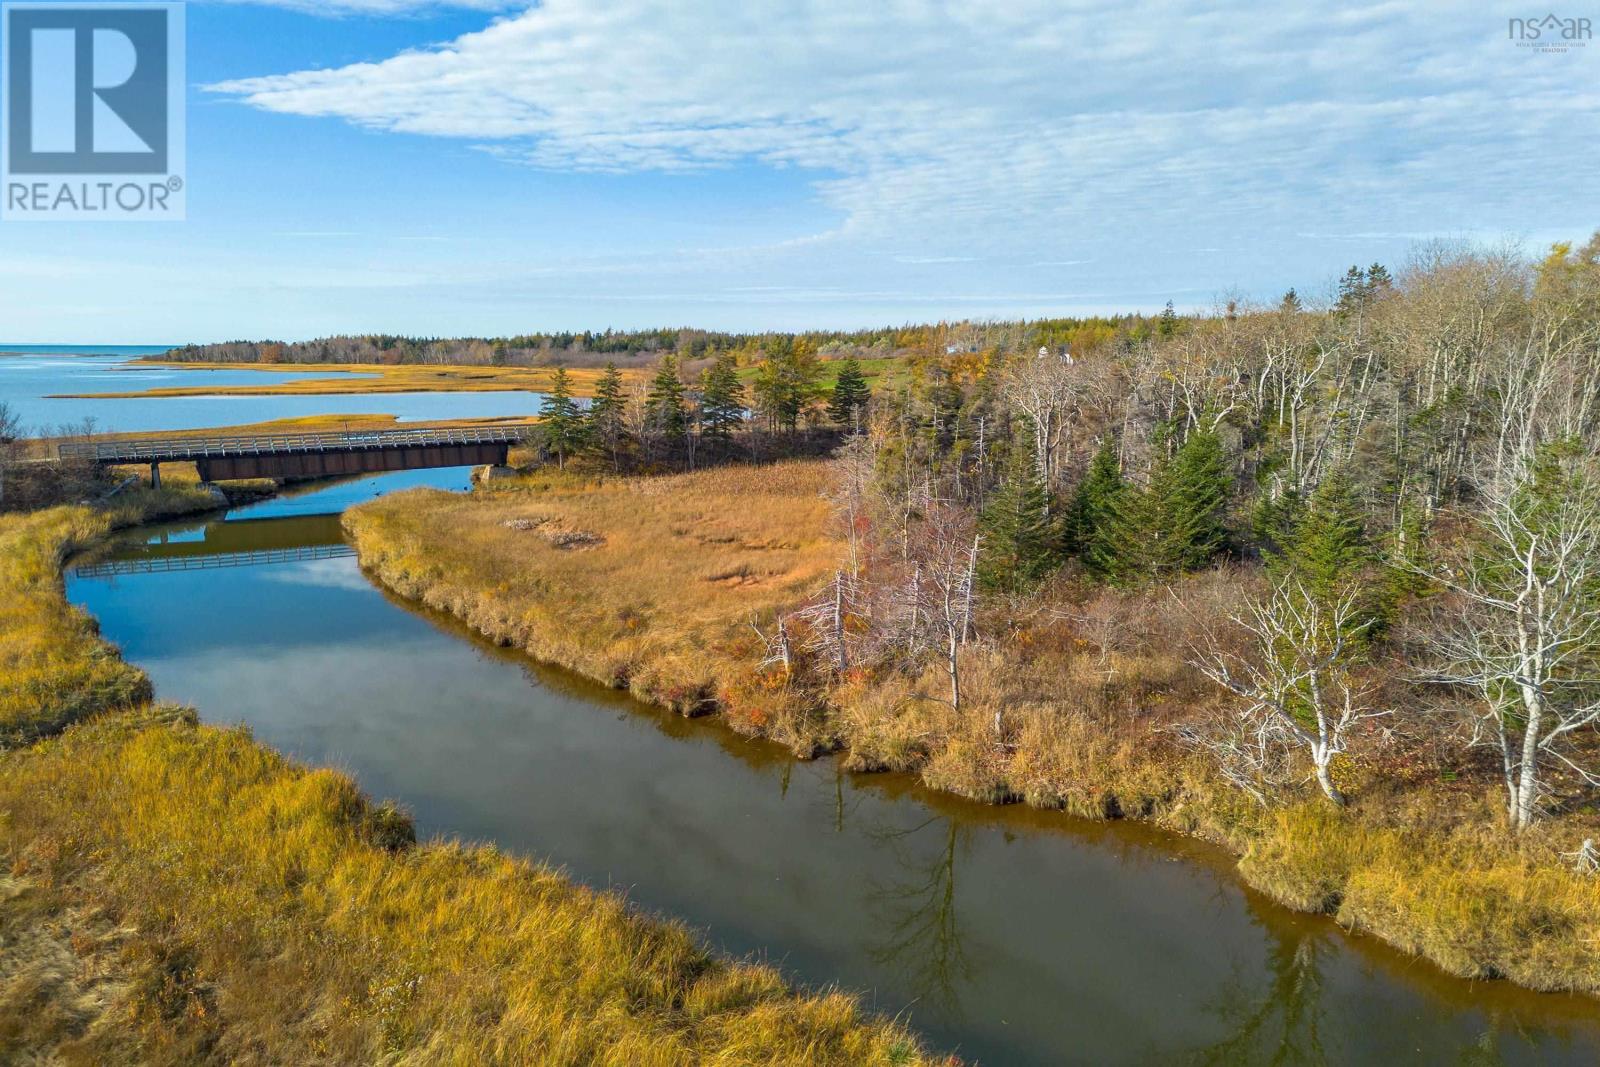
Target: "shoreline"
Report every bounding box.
[0,489,945,1064]
[47,360,629,401]
[342,463,1600,1004]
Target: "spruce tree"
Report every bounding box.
[645,354,689,446]
[1101,479,1159,584]
[1107,430,1230,581]
[699,354,745,444]
[752,337,823,432]
[1066,439,1125,577]
[1283,469,1370,601]
[978,442,1058,593]
[586,361,628,469]
[1336,265,1371,317]
[827,357,871,429]
[539,366,585,469]
[1251,486,1305,558]
[1156,429,1230,572]
[1158,300,1180,338]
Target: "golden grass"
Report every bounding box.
[52,361,636,401]
[0,708,943,1064]
[347,457,1600,998]
[0,489,221,745]
[346,461,840,750]
[0,490,944,1064]
[87,412,538,443]
[0,508,144,746]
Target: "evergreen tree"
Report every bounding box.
[1366,262,1393,293]
[978,441,1058,593]
[1106,430,1230,581]
[1279,288,1303,313]
[586,361,628,469]
[1251,486,1305,558]
[645,354,689,445]
[698,354,746,444]
[538,366,585,469]
[1283,469,1371,601]
[1155,429,1231,572]
[827,357,871,429]
[1336,265,1374,318]
[1158,300,1180,338]
[1065,439,1125,577]
[752,337,823,432]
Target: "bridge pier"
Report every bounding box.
[149,462,161,490]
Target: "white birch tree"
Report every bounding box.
[1418,449,1600,831]
[1194,578,1385,807]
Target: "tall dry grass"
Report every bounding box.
[1,708,943,1064]
[347,458,1600,997]
[0,485,224,745]
[0,487,944,1064]
[346,461,841,749]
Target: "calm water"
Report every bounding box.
[65,472,1600,1066]
[0,349,543,434]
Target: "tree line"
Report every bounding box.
[761,235,1600,835]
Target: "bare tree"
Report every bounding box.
[1417,452,1600,831]
[0,402,22,511]
[1193,579,1385,807]
[1563,838,1598,876]
[1001,345,1081,493]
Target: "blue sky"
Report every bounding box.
[3,0,1597,343]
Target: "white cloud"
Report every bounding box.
[206,0,1599,267]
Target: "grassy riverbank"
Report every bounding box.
[347,461,1600,997]
[0,503,947,1064]
[51,361,628,400]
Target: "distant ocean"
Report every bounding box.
[0,344,174,357]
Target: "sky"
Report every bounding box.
[2,0,1596,343]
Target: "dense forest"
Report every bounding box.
[535,236,1600,844]
[159,316,1133,371]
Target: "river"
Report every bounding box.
[63,471,1600,1066]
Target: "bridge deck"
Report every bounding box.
[58,425,529,466]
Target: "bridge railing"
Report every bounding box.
[73,543,356,578]
[58,424,531,464]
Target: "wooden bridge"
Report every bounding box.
[57,425,528,486]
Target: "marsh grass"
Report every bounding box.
[0,486,222,745]
[1,708,943,1064]
[348,458,1600,997]
[0,491,943,1064]
[57,361,637,400]
[347,461,840,748]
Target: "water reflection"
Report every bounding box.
[1191,910,1333,1065]
[64,473,1600,1067]
[868,816,974,1016]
